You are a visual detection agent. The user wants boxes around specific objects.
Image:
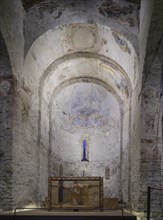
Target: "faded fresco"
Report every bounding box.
[53,82,120,133]
[49,178,102,209]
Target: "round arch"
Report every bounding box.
[22,23,139,205]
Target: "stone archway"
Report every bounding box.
[49,79,122,199]
[23,23,138,206]
[38,57,131,203]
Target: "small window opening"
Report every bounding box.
[82,139,89,161]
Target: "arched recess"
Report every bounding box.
[38,56,132,203]
[49,78,122,200]
[22,23,139,206]
[24,0,139,56]
[23,24,139,90]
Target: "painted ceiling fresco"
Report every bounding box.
[52,82,120,133]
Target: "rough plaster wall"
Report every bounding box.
[121,102,131,204]
[130,87,142,211]
[126,0,154,211]
[51,82,121,199]
[12,82,39,208]
[0,33,13,211]
[139,0,154,73]
[24,0,140,55]
[140,57,162,212]
[0,0,40,209]
[140,0,163,212]
[0,0,24,79]
[129,49,142,210]
[38,98,49,202]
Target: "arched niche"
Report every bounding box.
[50,81,121,199]
[38,55,131,203]
[22,23,139,206]
[23,24,139,92]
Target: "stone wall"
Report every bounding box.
[129,0,154,211]
[0,33,13,211]
[12,81,39,208]
[1,0,160,213]
[0,0,39,209]
[140,57,163,212]
[0,0,24,79]
[140,0,163,213]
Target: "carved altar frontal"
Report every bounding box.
[48,177,103,210]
